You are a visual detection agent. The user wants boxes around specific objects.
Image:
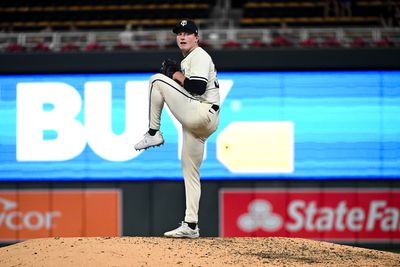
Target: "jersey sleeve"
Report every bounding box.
[188,50,211,83]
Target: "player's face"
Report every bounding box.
[176,31,198,55]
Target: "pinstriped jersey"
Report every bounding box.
[180,47,220,105]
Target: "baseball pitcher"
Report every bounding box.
[134,20,220,238]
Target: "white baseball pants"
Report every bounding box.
[148,73,219,223]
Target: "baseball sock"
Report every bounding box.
[185,222,197,230]
[148,128,158,136]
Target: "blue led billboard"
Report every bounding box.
[0,71,399,181]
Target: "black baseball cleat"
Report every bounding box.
[134,131,164,151]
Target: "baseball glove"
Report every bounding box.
[160,58,180,79]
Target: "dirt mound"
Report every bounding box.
[0,237,399,266]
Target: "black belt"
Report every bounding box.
[211,104,219,112]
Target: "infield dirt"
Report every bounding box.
[0,237,399,266]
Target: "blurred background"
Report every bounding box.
[0,0,400,251]
[0,0,400,52]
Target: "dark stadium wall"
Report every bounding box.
[1,180,400,249]
[0,48,400,73]
[1,48,399,249]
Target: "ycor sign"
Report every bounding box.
[220,189,400,242]
[0,190,121,241]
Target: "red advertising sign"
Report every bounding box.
[220,189,400,242]
[0,190,121,241]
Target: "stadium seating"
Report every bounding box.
[0,0,398,52]
[61,42,80,52]
[321,36,342,47]
[32,41,50,52]
[374,36,395,47]
[248,39,268,47]
[299,38,318,48]
[2,0,392,32]
[239,0,387,27]
[270,34,293,47]
[351,37,369,48]
[222,40,242,48]
[0,0,214,32]
[4,42,25,52]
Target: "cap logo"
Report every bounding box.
[180,20,187,26]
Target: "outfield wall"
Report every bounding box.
[0,48,399,73]
[0,48,399,248]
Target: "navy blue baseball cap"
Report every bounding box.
[173,20,198,35]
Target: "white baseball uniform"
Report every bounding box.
[148,46,219,223]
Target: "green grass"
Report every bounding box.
[379,249,400,254]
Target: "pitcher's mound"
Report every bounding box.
[0,237,399,266]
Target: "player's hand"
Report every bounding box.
[160,59,180,79]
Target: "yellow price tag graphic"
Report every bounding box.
[217,121,294,173]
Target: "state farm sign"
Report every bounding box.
[220,189,400,242]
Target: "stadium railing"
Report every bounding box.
[0,27,399,53]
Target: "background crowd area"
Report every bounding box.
[0,0,399,52]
